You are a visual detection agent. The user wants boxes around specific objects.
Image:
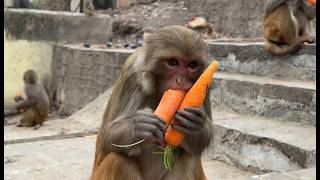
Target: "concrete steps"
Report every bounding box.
[208,107,316,174]
[51,43,316,121]
[211,72,316,125]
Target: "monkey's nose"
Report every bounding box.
[176,77,185,86]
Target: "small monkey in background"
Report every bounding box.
[91,26,213,180]
[15,69,50,129]
[263,0,316,55]
[83,0,95,17]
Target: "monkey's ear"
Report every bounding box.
[141,72,156,95]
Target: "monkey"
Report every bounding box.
[263,0,316,55]
[91,25,213,180]
[15,69,50,129]
[83,0,95,17]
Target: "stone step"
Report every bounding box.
[208,42,316,81]
[207,107,316,174]
[211,72,316,126]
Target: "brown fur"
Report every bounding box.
[17,70,50,127]
[84,0,95,16]
[263,0,315,55]
[91,26,212,180]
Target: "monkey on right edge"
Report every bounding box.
[263,0,316,55]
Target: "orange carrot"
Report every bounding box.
[154,89,187,125]
[163,60,219,170]
[308,0,316,5]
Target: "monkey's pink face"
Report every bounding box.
[162,57,202,92]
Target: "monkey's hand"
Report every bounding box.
[172,107,205,134]
[172,107,212,154]
[16,99,38,110]
[14,95,24,102]
[133,109,166,146]
[104,109,166,156]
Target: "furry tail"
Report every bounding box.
[264,38,305,56]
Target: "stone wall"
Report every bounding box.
[52,45,132,115]
[4,8,113,44]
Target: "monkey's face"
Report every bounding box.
[160,57,202,92]
[142,25,209,95]
[23,69,38,84]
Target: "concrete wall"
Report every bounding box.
[52,45,131,115]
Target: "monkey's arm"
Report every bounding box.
[16,99,38,110]
[102,109,166,156]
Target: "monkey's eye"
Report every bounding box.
[188,61,200,72]
[166,58,179,68]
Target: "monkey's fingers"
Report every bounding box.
[137,110,166,122]
[183,107,205,118]
[136,123,164,141]
[136,116,166,133]
[176,109,204,125]
[136,132,158,143]
[171,122,200,135]
[174,113,203,129]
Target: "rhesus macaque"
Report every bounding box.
[263,0,316,55]
[91,26,213,180]
[15,69,50,129]
[83,0,95,16]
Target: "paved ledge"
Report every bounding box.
[4,8,113,44]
